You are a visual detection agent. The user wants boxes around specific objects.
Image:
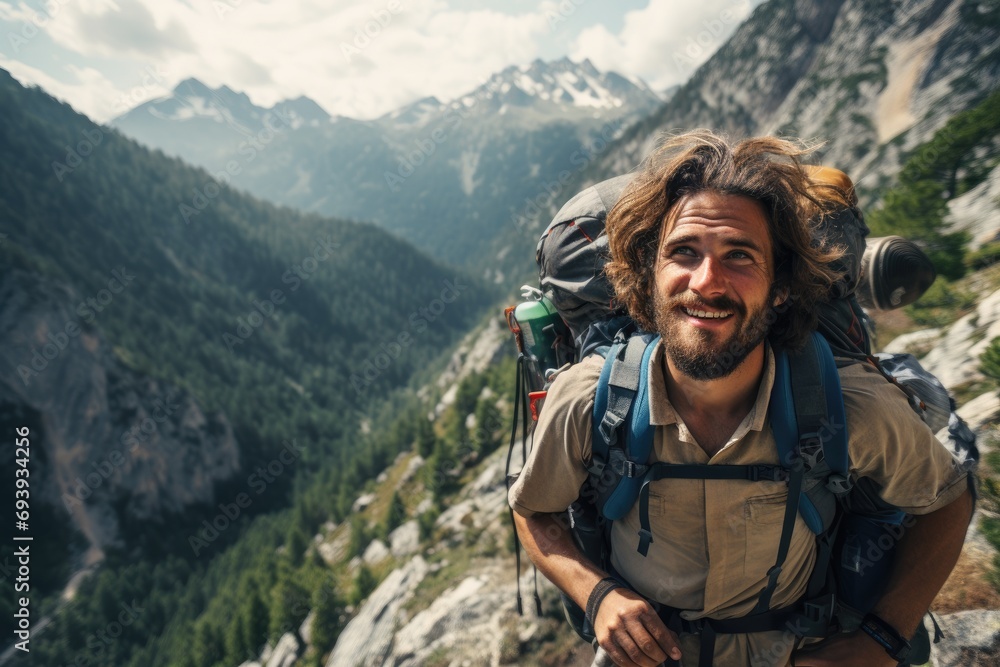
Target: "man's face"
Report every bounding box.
[653,190,778,380]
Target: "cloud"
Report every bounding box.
[5,0,760,123]
[569,0,755,91]
[0,56,127,121]
[17,0,558,121]
[69,0,195,58]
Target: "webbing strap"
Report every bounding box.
[699,625,716,667]
[598,337,647,447]
[506,356,542,616]
[653,603,799,666]
[506,357,526,614]
[752,461,805,614]
[635,464,788,556]
[787,345,824,462]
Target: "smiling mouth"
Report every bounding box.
[682,307,733,320]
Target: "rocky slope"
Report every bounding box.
[225,267,1000,666]
[588,0,1000,197]
[0,269,240,564]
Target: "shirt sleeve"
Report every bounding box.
[507,355,603,517]
[841,362,969,515]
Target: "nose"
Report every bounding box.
[689,255,726,297]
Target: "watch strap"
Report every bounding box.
[860,612,911,662]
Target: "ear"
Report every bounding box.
[772,286,789,307]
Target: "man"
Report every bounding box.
[508,130,974,667]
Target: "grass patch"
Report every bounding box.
[905,279,977,327]
[403,544,479,617]
[978,428,1000,595]
[951,380,995,407]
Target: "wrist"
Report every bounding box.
[859,612,911,663]
[585,577,622,629]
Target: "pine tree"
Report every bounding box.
[269,573,309,639]
[245,584,270,654]
[310,583,341,654]
[351,566,377,606]
[981,337,1000,386]
[225,613,249,664]
[416,414,436,458]
[286,525,309,567]
[192,620,223,667]
[385,490,407,534]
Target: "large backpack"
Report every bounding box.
[504,173,978,665]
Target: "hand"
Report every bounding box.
[792,631,898,667]
[593,588,682,667]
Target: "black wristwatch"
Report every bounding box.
[859,613,911,663]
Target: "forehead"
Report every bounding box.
[659,191,772,250]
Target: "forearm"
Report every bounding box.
[871,486,974,637]
[514,511,682,666]
[513,511,608,610]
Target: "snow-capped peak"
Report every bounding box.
[455,57,659,114]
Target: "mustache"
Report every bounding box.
[667,294,746,316]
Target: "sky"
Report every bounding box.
[0,0,762,123]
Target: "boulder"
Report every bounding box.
[362,539,390,565]
[931,609,1000,666]
[326,556,429,667]
[389,520,421,558]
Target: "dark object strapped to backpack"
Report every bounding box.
[503,173,978,667]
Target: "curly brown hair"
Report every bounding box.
[604,130,848,349]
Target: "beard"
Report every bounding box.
[653,287,777,380]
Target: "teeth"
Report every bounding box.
[684,307,732,319]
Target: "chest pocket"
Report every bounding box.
[745,491,788,526]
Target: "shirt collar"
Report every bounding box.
[647,339,776,432]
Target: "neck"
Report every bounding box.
[664,344,767,419]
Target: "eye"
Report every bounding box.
[669,246,697,257]
[727,249,756,263]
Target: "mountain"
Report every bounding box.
[9,0,1000,665]
[111,58,663,269]
[584,0,1000,199]
[0,64,494,658]
[485,0,1000,286]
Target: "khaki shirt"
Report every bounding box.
[508,341,968,667]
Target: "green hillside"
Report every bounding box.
[0,68,498,665]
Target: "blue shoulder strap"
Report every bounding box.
[591,333,660,521]
[769,331,849,534]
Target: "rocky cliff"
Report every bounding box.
[593,0,1000,197]
[0,269,240,566]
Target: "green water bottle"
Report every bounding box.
[512,294,570,394]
